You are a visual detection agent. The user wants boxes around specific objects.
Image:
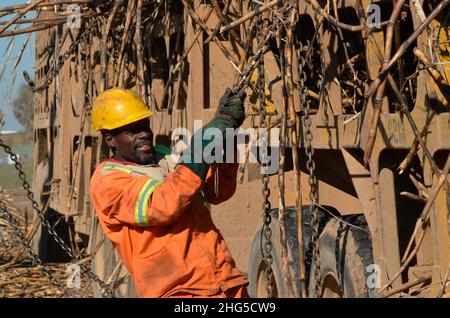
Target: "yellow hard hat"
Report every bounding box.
[91,88,154,131]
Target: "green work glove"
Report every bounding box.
[213,87,246,130]
[179,88,246,180]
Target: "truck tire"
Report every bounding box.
[247,206,328,298]
[90,219,136,298]
[308,215,374,298]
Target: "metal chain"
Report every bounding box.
[0,200,68,296]
[255,5,274,298]
[0,139,115,297]
[297,40,321,298]
[33,16,100,93]
[232,5,288,94]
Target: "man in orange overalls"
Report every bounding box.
[89,88,248,298]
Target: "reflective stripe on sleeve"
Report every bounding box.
[135,178,161,226]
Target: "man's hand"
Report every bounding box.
[215,88,246,129]
[178,87,246,180]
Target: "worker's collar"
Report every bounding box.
[107,157,139,166]
[107,156,158,167]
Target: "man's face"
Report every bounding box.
[104,118,155,164]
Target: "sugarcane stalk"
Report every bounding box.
[393,5,405,88]
[0,12,94,26]
[332,0,360,86]
[413,47,450,103]
[118,49,128,89]
[232,21,284,93]
[220,0,278,34]
[0,0,92,13]
[238,117,281,184]
[304,0,371,32]
[363,0,406,165]
[382,155,449,292]
[419,156,450,222]
[361,16,441,176]
[181,0,239,66]
[135,0,145,99]
[204,0,232,44]
[409,174,429,199]
[285,6,307,298]
[379,220,427,293]
[399,191,427,203]
[386,74,441,176]
[0,22,63,38]
[100,0,122,92]
[366,0,450,98]
[397,125,429,174]
[173,8,214,78]
[114,0,135,87]
[67,34,91,212]
[209,0,241,44]
[0,0,46,37]
[413,47,448,86]
[233,17,256,85]
[438,266,450,297]
[165,7,215,113]
[278,9,296,298]
[278,62,293,298]
[383,273,432,298]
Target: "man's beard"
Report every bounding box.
[134,151,155,165]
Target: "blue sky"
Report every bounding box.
[0,0,35,131]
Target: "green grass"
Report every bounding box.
[0,144,34,156]
[0,163,33,189]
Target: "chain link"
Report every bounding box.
[0,200,68,295]
[0,139,115,297]
[232,4,288,94]
[296,40,321,298]
[255,5,275,298]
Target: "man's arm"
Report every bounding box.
[90,164,202,228]
[179,88,246,180]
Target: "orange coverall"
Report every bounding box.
[89,152,248,298]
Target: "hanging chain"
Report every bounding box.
[255,5,274,298]
[33,16,100,93]
[232,4,288,94]
[0,139,115,298]
[297,40,321,297]
[0,201,68,296]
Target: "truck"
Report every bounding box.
[24,0,449,297]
